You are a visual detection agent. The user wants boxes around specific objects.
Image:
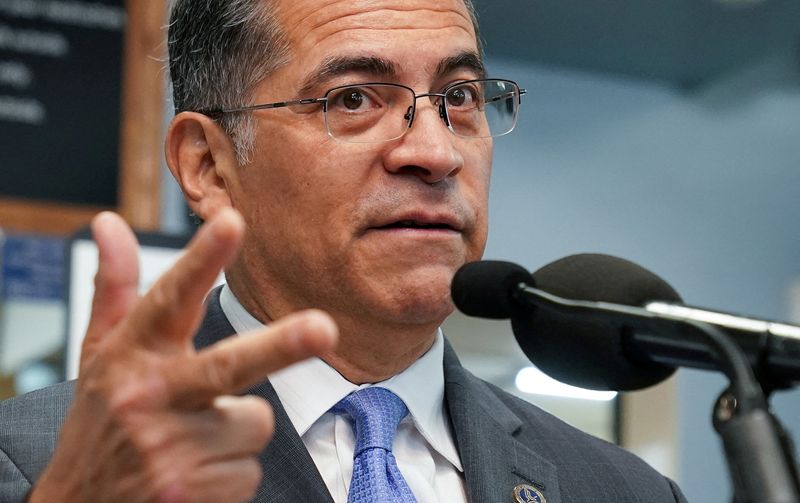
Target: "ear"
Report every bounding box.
[165,112,239,221]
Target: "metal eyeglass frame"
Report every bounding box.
[200,78,527,142]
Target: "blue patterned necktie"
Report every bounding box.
[331,387,418,503]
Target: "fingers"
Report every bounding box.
[84,396,271,503]
[78,207,338,407]
[51,207,335,503]
[139,398,270,503]
[83,212,141,358]
[204,396,274,455]
[167,310,338,408]
[128,208,245,349]
[104,395,272,462]
[130,396,274,459]
[163,458,263,503]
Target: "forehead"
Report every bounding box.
[273,0,478,76]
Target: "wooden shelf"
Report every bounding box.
[0,198,110,235]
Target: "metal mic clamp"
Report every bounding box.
[700,319,800,503]
[713,390,800,503]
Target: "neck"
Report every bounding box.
[226,274,441,384]
[321,317,438,384]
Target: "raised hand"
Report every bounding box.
[28,208,338,503]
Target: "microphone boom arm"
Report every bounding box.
[514,283,800,503]
[515,284,800,389]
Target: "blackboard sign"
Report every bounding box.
[0,0,125,206]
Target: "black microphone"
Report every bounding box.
[452,254,800,391]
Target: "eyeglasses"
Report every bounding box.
[202,78,526,143]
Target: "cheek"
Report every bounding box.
[465,143,493,258]
[242,126,326,205]
[468,218,489,261]
[238,133,375,250]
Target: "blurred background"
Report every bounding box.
[1,1,799,501]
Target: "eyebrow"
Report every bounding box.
[434,51,487,80]
[296,50,488,98]
[297,56,398,97]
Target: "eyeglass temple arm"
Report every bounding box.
[485,89,527,105]
[209,97,327,115]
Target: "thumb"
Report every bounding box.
[81,212,140,365]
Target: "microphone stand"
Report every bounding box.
[512,285,800,502]
[692,319,800,503]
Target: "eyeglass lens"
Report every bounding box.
[323,79,520,143]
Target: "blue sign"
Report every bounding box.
[2,234,64,300]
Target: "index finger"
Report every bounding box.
[126,208,245,349]
[83,212,140,358]
[165,310,339,408]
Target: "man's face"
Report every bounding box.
[227,0,492,330]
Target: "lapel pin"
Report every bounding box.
[513,483,546,503]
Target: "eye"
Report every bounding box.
[330,86,381,113]
[447,87,468,107]
[342,89,365,110]
[445,82,483,110]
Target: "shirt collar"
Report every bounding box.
[219,283,463,471]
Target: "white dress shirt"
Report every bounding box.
[219,284,469,503]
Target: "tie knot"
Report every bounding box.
[332,387,408,455]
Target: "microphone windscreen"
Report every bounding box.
[451,261,534,319]
[513,253,682,391]
[533,253,682,306]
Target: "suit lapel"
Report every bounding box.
[444,342,561,503]
[195,288,333,503]
[249,379,334,503]
[198,289,560,502]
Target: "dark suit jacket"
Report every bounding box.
[0,290,687,502]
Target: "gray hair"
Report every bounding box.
[167,0,481,165]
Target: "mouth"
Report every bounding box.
[376,219,457,231]
[366,212,464,236]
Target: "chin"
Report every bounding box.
[373,273,457,327]
[393,295,455,326]
[345,251,467,326]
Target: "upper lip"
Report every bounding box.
[369,211,464,232]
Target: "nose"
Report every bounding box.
[382,101,463,184]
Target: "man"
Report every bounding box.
[1,0,687,502]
